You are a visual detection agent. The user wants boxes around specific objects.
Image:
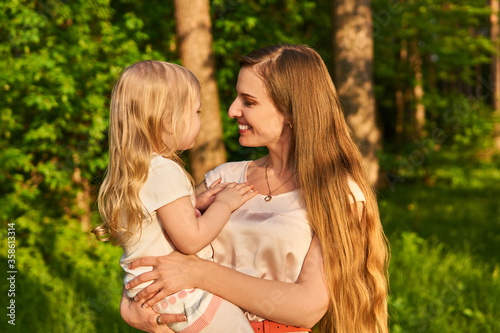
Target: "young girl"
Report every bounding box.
[93,60,256,333]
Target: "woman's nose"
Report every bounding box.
[228,99,242,118]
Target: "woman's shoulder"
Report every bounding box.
[347,175,366,203]
[204,160,251,186]
[209,160,251,174]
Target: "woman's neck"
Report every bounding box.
[266,148,293,177]
[263,130,293,174]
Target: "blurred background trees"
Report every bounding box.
[333,0,381,186]
[175,0,226,183]
[1,0,499,332]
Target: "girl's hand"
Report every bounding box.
[120,287,186,333]
[214,182,257,211]
[195,178,229,212]
[126,252,201,308]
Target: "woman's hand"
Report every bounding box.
[126,252,202,308]
[120,287,186,333]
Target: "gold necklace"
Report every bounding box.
[264,165,295,202]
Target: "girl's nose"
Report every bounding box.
[228,99,242,118]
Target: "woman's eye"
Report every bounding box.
[197,110,202,114]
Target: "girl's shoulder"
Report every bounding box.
[150,154,184,172]
[204,160,251,187]
[147,155,190,186]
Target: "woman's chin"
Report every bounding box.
[238,138,261,148]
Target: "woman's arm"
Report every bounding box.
[127,236,329,328]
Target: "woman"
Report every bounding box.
[121,44,389,333]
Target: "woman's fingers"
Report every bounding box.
[132,281,164,302]
[125,271,157,291]
[156,313,187,326]
[128,256,159,270]
[120,287,175,333]
[128,252,199,301]
[146,313,178,332]
[141,288,174,309]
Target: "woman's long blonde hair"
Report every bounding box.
[93,60,200,246]
[241,45,389,333]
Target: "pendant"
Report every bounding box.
[264,195,272,202]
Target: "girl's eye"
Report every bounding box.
[197,110,202,114]
[243,100,255,106]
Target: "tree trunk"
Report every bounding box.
[333,0,381,187]
[174,0,226,183]
[476,63,483,98]
[395,89,405,144]
[491,0,500,150]
[72,154,91,232]
[410,40,425,140]
[396,40,408,144]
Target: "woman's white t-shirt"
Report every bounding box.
[205,160,365,321]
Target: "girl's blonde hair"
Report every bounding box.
[93,60,200,246]
[240,45,389,333]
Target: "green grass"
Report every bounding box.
[379,163,500,332]
[2,163,499,332]
[380,183,500,266]
[387,232,499,332]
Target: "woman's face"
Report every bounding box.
[228,66,290,148]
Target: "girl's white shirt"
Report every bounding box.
[119,155,212,298]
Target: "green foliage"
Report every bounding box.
[0,1,161,331]
[0,0,157,228]
[373,0,493,145]
[380,97,495,188]
[1,219,139,332]
[211,0,331,161]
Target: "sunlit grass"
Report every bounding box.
[380,161,500,332]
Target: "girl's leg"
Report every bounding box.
[197,297,253,333]
[154,290,252,333]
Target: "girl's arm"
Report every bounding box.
[126,236,329,328]
[194,178,228,212]
[157,182,256,254]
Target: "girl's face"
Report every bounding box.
[228,66,290,148]
[179,94,202,150]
